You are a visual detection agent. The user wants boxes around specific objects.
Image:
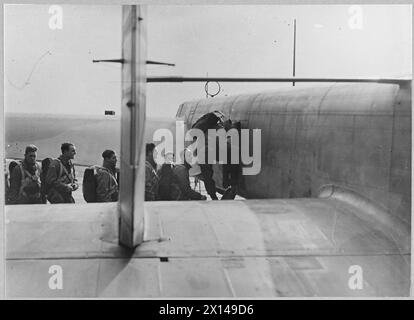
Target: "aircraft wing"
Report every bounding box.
[5,197,410,297]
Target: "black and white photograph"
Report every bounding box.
[1,3,412,298]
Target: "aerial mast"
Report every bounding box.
[292,18,296,86]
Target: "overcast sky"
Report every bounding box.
[4,4,412,118]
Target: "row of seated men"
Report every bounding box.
[144,143,207,201]
[5,143,118,205]
[5,112,240,204]
[4,142,208,205]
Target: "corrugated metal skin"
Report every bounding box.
[177,83,411,224]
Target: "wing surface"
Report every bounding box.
[5,197,410,297]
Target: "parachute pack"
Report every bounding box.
[82,166,98,203]
[157,164,181,201]
[5,161,19,204]
[40,158,52,193]
[40,158,65,194]
[18,163,41,195]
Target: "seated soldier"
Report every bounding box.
[45,142,79,204]
[8,145,44,204]
[95,149,119,202]
[145,143,160,201]
[157,152,181,201]
[173,149,206,201]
